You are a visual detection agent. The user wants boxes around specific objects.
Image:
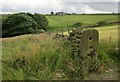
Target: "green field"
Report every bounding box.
[1,14,119,80]
[64,25,118,41]
[2,14,118,31]
[2,25,119,80]
[96,25,118,40]
[46,14,118,30]
[2,25,118,56]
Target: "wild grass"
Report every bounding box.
[2,25,119,80]
[2,34,72,80]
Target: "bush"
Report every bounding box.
[2,12,49,37]
[32,13,49,31]
[97,21,107,26]
[26,12,34,18]
[2,13,38,37]
[72,22,83,27]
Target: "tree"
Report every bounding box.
[51,11,54,15]
[2,13,38,37]
[32,13,49,30]
[2,12,49,37]
[26,12,34,18]
[55,13,57,15]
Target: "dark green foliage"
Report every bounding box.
[26,12,34,18]
[55,13,57,15]
[32,13,49,30]
[2,12,49,37]
[51,11,54,15]
[66,13,71,15]
[72,22,83,27]
[2,13,38,37]
[97,21,107,26]
[26,13,49,30]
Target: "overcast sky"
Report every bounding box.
[0,0,119,14]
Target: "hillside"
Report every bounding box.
[2,25,118,80]
[46,14,118,31]
[1,14,119,80]
[2,14,118,31]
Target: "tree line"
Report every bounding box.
[2,12,49,38]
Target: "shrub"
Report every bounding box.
[72,22,83,27]
[26,12,34,18]
[32,13,49,31]
[97,21,107,26]
[2,13,38,37]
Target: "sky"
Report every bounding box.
[0,0,119,14]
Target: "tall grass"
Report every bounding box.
[98,39,118,66]
[2,32,119,80]
[2,34,72,80]
[2,24,119,80]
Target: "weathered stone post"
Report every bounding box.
[69,29,99,79]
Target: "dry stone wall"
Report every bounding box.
[68,29,99,79]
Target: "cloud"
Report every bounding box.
[0,0,118,14]
[1,0,64,14]
[87,2,118,13]
[57,0,119,2]
[83,4,113,14]
[59,2,118,14]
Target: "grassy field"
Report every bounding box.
[46,14,118,31]
[2,25,118,56]
[2,25,119,80]
[2,14,118,31]
[64,25,118,41]
[1,14,119,80]
[95,25,118,40]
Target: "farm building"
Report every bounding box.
[56,12,65,16]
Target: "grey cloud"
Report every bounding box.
[56,2,118,14]
[58,0,119,2]
[87,2,118,12]
[1,0,119,14]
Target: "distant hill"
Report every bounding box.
[1,13,119,31]
[46,14,119,31]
